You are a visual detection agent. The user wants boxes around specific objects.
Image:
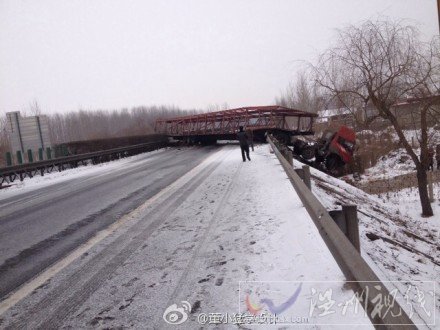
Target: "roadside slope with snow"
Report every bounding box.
[302,159,439,327]
[353,127,440,183]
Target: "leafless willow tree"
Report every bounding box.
[275,70,324,113]
[313,19,439,216]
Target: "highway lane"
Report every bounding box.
[0,146,218,299]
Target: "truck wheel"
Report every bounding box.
[293,139,306,155]
[301,146,315,160]
[325,154,344,176]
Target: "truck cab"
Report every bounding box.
[318,126,356,174]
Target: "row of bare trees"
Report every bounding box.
[276,19,439,217]
[47,105,196,144]
[274,71,323,113]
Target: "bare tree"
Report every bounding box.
[206,103,229,112]
[29,99,42,116]
[275,70,324,113]
[313,19,439,216]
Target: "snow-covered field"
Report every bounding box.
[304,159,439,327]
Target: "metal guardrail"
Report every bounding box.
[0,141,168,187]
[268,136,415,329]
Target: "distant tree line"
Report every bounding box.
[274,70,324,113]
[0,105,199,165]
[47,105,198,144]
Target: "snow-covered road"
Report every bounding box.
[0,146,218,299]
[0,145,374,328]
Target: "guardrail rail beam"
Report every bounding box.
[267,135,415,329]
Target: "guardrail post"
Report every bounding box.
[46,147,52,160]
[62,145,69,156]
[6,152,12,166]
[329,205,360,252]
[302,165,311,190]
[27,149,34,163]
[329,210,346,233]
[16,151,23,165]
[286,149,293,166]
[343,205,360,252]
[294,165,311,190]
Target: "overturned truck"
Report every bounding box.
[292,126,356,176]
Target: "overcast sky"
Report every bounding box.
[0,0,438,115]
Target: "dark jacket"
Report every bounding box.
[237,131,249,147]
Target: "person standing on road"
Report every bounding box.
[237,126,251,162]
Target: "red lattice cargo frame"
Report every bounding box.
[155,105,317,138]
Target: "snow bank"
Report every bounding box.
[302,159,439,327]
[355,127,440,182]
[360,148,415,181]
[0,148,168,200]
